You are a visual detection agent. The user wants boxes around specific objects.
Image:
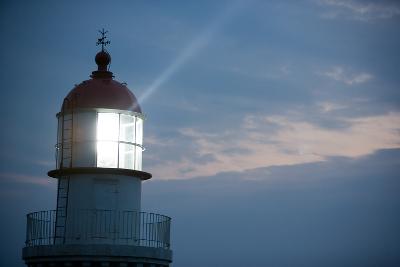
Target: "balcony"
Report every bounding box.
[25,210,171,249]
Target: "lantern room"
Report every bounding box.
[53,50,145,172]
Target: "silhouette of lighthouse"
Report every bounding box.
[22,30,172,267]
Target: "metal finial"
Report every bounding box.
[96,28,110,51]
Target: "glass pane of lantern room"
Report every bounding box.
[56,117,62,168]
[97,141,118,168]
[135,146,142,171]
[119,143,134,169]
[97,113,119,141]
[135,117,143,145]
[120,114,135,143]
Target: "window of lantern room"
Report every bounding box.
[119,114,135,169]
[96,112,143,170]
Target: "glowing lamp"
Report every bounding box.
[96,112,143,169]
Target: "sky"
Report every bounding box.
[0,0,399,266]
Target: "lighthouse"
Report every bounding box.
[22,30,172,267]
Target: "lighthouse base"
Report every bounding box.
[22,244,172,267]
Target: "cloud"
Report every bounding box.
[146,112,400,179]
[32,159,54,167]
[228,62,293,80]
[143,148,400,267]
[320,66,373,85]
[317,101,347,113]
[317,0,400,21]
[0,173,52,187]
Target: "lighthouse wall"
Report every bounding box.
[63,173,142,244]
[66,174,142,212]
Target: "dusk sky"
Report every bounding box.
[1,1,400,266]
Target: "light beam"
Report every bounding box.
[139,1,245,104]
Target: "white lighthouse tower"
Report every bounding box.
[22,30,172,267]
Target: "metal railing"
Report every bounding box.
[25,210,171,249]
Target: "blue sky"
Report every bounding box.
[0,0,399,266]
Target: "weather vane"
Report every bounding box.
[96,28,110,51]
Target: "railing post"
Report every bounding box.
[25,214,30,246]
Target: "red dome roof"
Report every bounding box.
[62,51,142,113]
[62,79,142,113]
